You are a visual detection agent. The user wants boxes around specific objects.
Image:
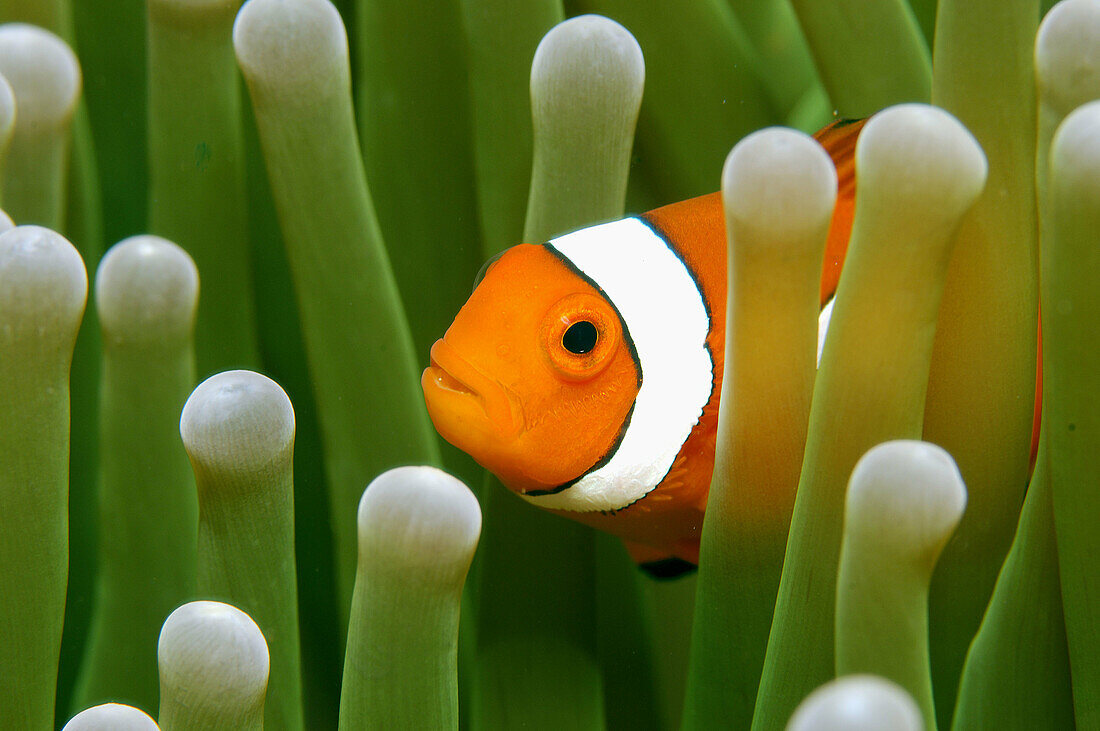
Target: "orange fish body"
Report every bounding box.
[422,120,1035,575]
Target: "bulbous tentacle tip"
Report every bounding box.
[0,23,80,128]
[1051,100,1100,198]
[532,14,645,97]
[722,127,838,243]
[845,440,967,563]
[62,703,160,731]
[858,103,988,222]
[524,13,645,242]
[786,674,923,731]
[357,465,482,579]
[180,369,295,478]
[0,225,87,339]
[158,600,270,706]
[95,234,198,346]
[1037,0,1100,117]
[233,0,347,93]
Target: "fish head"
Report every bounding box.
[423,243,640,495]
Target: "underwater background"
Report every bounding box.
[0,0,1094,728]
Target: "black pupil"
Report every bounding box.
[562,321,598,355]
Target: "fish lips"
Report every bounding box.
[422,338,523,448]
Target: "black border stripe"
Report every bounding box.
[633,214,718,494]
[526,217,715,504]
[522,238,642,497]
[544,239,643,390]
[636,214,714,328]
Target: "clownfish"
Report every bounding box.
[424,119,1043,577]
[421,121,862,577]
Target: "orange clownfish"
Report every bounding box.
[423,119,955,577]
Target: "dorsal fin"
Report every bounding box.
[813,118,865,305]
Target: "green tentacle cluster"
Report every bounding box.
[0,1,1096,729]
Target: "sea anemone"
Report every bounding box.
[0,0,1094,729]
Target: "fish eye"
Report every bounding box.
[562,320,598,354]
[541,293,621,382]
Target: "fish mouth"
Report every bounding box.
[422,339,522,442]
[425,355,478,397]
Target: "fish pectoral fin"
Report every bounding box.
[622,539,698,580]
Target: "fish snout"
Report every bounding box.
[423,338,523,442]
